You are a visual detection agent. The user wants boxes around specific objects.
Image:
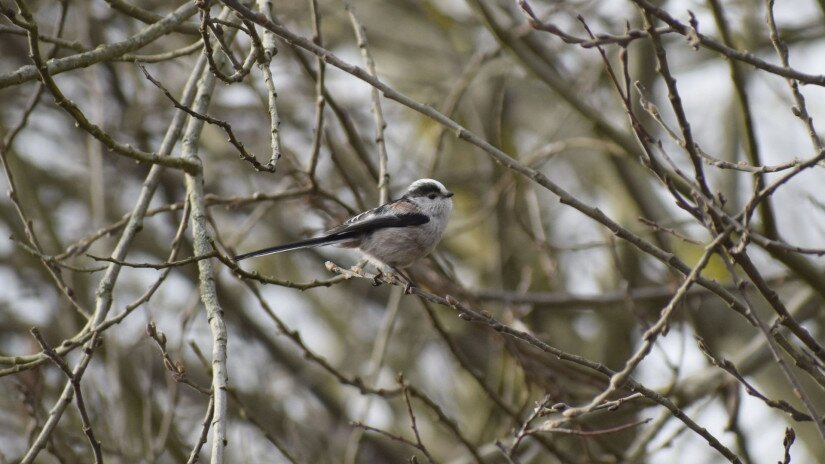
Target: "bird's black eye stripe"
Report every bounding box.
[408,183,443,198]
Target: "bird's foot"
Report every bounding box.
[351,259,368,274]
[386,267,415,294]
[372,269,384,286]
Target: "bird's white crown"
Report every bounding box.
[406,178,449,195]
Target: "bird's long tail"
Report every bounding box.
[232,235,353,262]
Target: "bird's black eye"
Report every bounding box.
[428,193,437,200]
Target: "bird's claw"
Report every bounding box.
[371,268,414,293]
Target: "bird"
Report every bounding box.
[233,179,454,289]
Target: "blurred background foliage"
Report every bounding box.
[1,0,824,462]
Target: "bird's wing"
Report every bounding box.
[324,211,429,238]
[324,199,427,236]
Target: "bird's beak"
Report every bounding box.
[444,191,454,198]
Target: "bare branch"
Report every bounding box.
[30,328,103,464]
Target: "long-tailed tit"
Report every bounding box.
[233,179,453,283]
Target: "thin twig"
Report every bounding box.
[519,0,673,48]
[631,0,825,86]
[306,0,326,183]
[217,249,351,289]
[640,9,713,200]
[186,396,215,464]
[343,0,389,203]
[343,287,403,464]
[352,421,432,459]
[529,417,652,436]
[120,40,203,63]
[30,328,103,464]
[255,0,282,169]
[406,386,483,463]
[138,63,274,172]
[196,1,241,84]
[708,0,776,237]
[0,32,93,318]
[695,336,812,422]
[102,0,200,35]
[637,217,702,245]
[399,375,437,464]
[781,427,795,464]
[0,23,87,51]
[720,251,825,441]
[239,276,402,397]
[508,395,552,457]
[87,251,218,269]
[146,322,211,395]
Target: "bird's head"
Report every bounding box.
[402,178,454,217]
